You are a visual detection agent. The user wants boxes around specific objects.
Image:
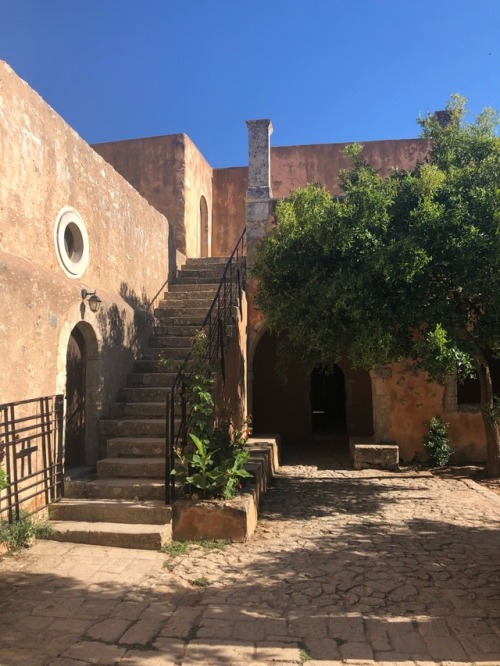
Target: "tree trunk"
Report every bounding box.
[474,350,500,477]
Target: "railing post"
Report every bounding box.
[165,393,172,504]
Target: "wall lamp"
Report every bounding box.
[81,288,102,313]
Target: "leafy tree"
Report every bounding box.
[253,95,500,476]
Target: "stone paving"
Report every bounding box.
[1,457,500,665]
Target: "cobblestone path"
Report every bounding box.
[1,462,500,665]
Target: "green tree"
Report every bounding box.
[253,95,500,476]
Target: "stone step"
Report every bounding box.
[141,347,191,361]
[108,402,166,419]
[65,477,165,501]
[173,276,224,285]
[169,284,218,293]
[100,418,168,438]
[49,498,171,525]
[133,359,183,374]
[97,457,165,479]
[185,257,229,265]
[107,437,166,458]
[49,521,171,550]
[176,269,225,280]
[148,335,195,349]
[127,372,176,387]
[153,324,200,337]
[119,387,169,402]
[155,307,209,320]
[162,293,215,304]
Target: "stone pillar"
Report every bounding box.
[245,119,273,266]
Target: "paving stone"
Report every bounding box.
[63,640,127,664]
[85,618,132,642]
[119,618,164,645]
[183,639,254,663]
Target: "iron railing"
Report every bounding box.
[0,395,64,523]
[166,229,247,503]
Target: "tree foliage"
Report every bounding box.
[253,95,500,475]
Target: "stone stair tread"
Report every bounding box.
[99,456,164,465]
[49,498,171,524]
[107,436,165,444]
[49,521,172,549]
[50,520,169,534]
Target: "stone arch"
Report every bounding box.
[251,330,374,451]
[57,312,101,468]
[199,195,209,258]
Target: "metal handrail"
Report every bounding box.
[165,229,247,503]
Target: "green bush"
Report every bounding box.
[0,511,53,552]
[423,416,453,466]
[170,331,253,500]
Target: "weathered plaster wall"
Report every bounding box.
[212,167,247,257]
[212,138,429,256]
[372,362,486,463]
[0,61,169,414]
[183,135,213,258]
[94,134,213,259]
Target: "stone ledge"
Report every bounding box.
[172,435,280,542]
[350,437,399,471]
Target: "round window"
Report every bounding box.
[54,207,89,278]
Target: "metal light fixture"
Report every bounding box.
[81,288,102,313]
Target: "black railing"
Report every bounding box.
[166,229,247,503]
[0,395,64,523]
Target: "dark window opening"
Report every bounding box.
[457,349,500,404]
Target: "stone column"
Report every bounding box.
[245,119,273,266]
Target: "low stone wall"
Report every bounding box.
[172,435,280,542]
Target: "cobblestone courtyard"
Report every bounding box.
[1,459,500,665]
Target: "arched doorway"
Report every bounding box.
[252,331,374,464]
[199,196,209,258]
[65,326,86,469]
[310,366,347,435]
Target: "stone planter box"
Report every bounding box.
[172,435,279,542]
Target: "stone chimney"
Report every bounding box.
[246,119,273,265]
[433,110,453,127]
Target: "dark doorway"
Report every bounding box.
[310,366,347,434]
[65,326,86,469]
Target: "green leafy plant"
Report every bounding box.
[423,416,453,467]
[161,540,191,557]
[191,576,211,588]
[170,331,253,500]
[0,441,8,491]
[0,511,53,552]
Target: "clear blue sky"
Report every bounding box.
[1,0,499,167]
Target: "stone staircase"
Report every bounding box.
[48,257,229,549]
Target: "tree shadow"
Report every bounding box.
[0,475,499,664]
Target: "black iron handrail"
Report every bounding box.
[165,229,247,503]
[0,395,64,523]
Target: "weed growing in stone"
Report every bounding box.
[0,511,53,552]
[161,541,191,557]
[191,576,211,588]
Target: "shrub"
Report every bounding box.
[170,331,253,500]
[0,511,53,552]
[423,416,453,466]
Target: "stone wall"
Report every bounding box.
[94,133,213,259]
[0,61,169,427]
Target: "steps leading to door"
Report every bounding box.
[48,257,229,550]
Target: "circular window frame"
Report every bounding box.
[54,207,89,279]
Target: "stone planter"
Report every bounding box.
[171,436,279,542]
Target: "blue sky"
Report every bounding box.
[1,0,499,167]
